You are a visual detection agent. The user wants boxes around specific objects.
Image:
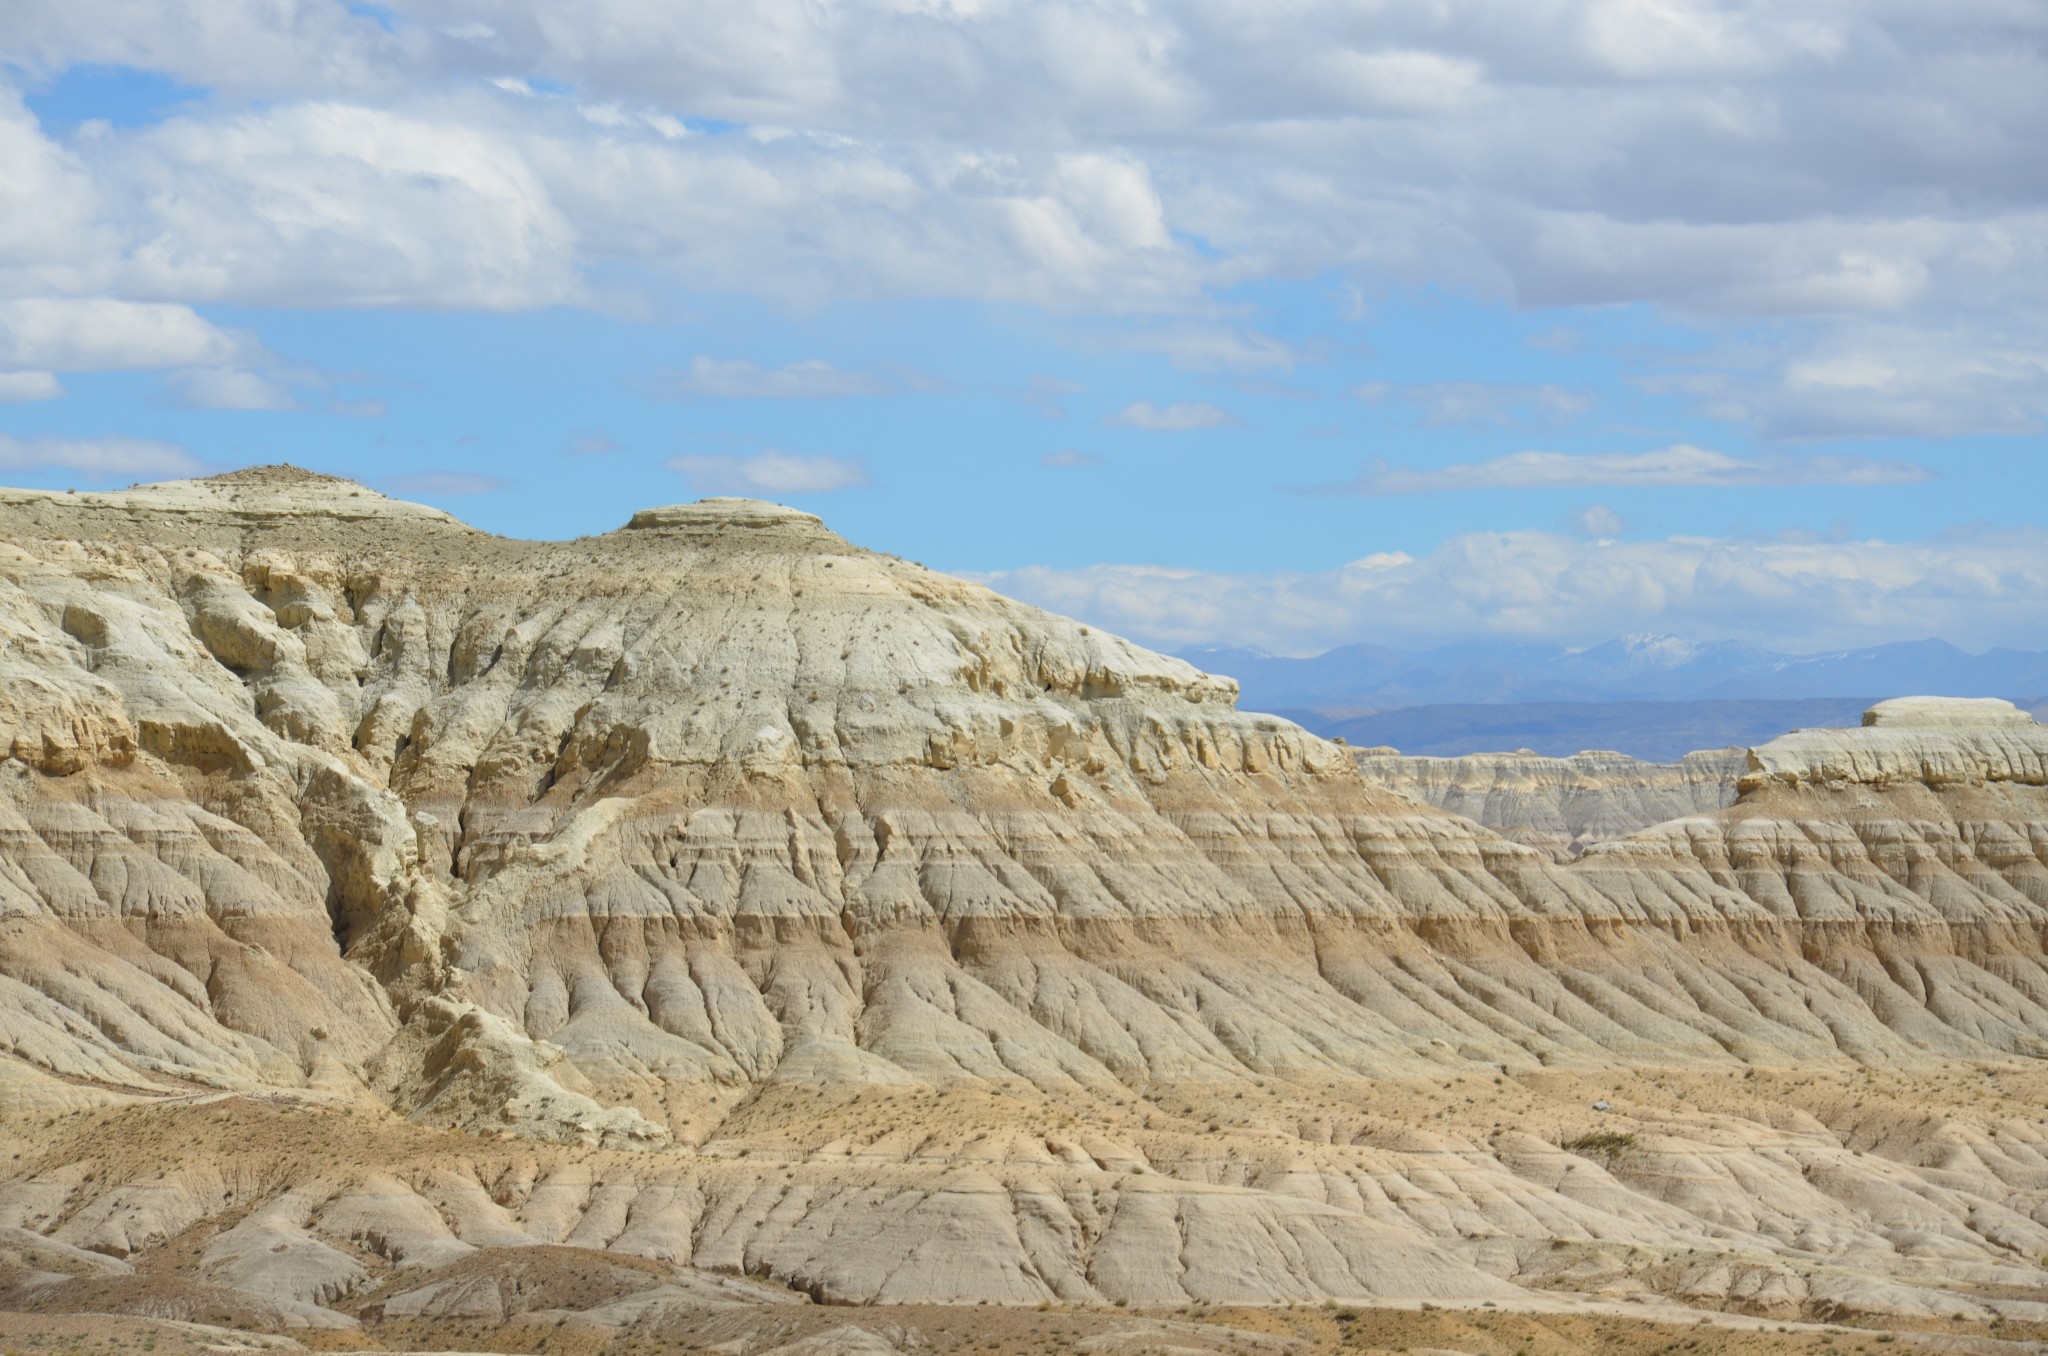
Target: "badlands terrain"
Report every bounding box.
[1348,746,1749,861]
[3,467,2048,1354]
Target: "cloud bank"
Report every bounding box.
[0,298,248,371]
[980,527,2048,657]
[2,3,2043,437]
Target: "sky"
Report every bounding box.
[1,1,2045,658]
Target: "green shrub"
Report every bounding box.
[1562,1130,1638,1157]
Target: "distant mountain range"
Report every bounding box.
[1184,636,2048,760]
[1287,698,1883,762]
[1185,635,2048,709]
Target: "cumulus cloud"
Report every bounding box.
[667,450,869,495]
[0,371,61,402]
[654,357,892,399]
[1103,400,1237,431]
[3,5,2045,436]
[1565,504,1626,538]
[1314,447,1936,496]
[3,1,421,100]
[1354,380,1590,428]
[0,298,247,371]
[1119,325,1300,373]
[980,526,2048,656]
[1,8,2032,310]
[1644,326,2048,440]
[129,101,580,309]
[0,433,202,478]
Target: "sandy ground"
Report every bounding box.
[5,1300,2046,1356]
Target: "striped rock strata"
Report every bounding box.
[1350,747,1748,860]
[2,469,2047,1333]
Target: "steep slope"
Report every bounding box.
[1351,747,1748,859]
[3,470,2048,1336]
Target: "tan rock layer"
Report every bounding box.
[1350,747,1747,860]
[3,470,2048,1323]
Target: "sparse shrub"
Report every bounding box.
[1562,1130,1637,1157]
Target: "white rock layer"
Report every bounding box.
[2,469,2046,1326]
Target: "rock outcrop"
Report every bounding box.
[3,470,2048,1336]
[1747,694,2048,787]
[1350,747,1748,859]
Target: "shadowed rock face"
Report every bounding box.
[4,470,2048,1331]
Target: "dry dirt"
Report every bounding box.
[5,1296,2043,1355]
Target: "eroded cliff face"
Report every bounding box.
[4,469,2048,1336]
[1350,747,1749,860]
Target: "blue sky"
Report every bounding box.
[3,4,2046,656]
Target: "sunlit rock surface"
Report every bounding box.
[4,468,2048,1331]
[1350,747,1749,860]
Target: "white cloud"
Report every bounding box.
[383,471,512,495]
[0,89,115,292]
[0,6,2038,320]
[0,433,203,479]
[0,371,61,402]
[1103,400,1237,431]
[1118,325,1300,373]
[508,129,1206,310]
[1566,503,1626,538]
[565,431,619,455]
[1048,152,1172,251]
[3,1,420,100]
[667,450,869,495]
[0,298,247,371]
[0,5,2044,437]
[103,101,580,309]
[166,367,296,410]
[1644,326,2048,440]
[1354,380,1589,428]
[1297,48,1483,116]
[656,357,891,399]
[980,526,2048,656]
[1318,446,1935,495]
